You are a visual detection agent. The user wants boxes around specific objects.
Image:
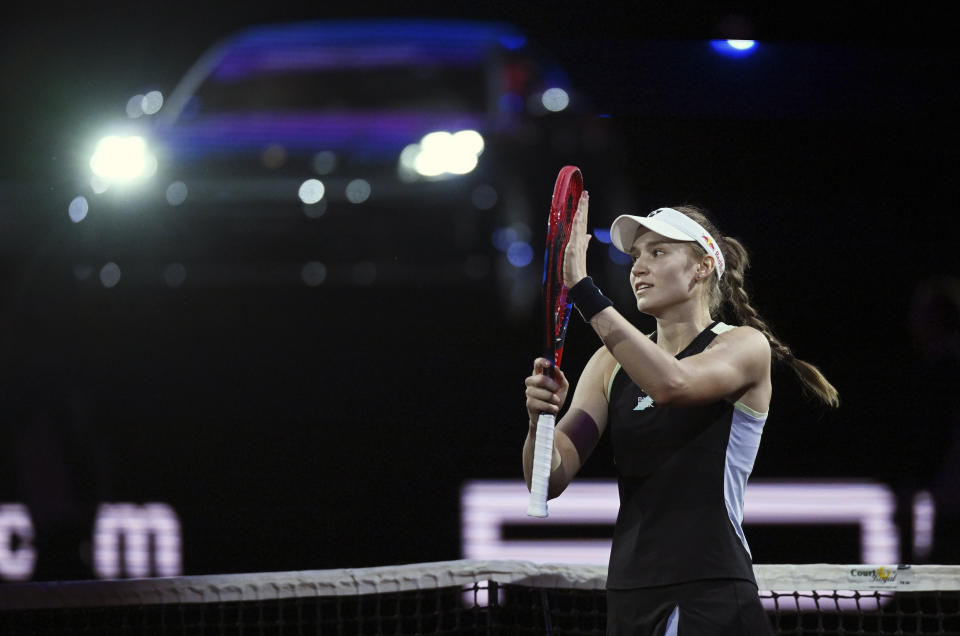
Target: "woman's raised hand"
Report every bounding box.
[562,191,591,289]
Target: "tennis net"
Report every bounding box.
[1,560,958,635]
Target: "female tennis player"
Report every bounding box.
[522,193,838,635]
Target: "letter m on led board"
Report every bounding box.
[94,503,182,578]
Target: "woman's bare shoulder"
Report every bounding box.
[581,346,619,399]
[707,325,772,375]
[711,324,770,351]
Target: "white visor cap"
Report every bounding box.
[610,208,725,278]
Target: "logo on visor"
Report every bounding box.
[702,234,725,269]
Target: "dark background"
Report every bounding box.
[0,3,956,579]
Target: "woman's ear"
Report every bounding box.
[697,256,716,279]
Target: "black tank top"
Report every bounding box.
[605,321,758,589]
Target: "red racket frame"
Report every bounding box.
[542,165,583,371]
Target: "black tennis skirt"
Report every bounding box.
[606,578,773,635]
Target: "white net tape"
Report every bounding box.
[2,560,959,610]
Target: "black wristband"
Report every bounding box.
[567,276,613,321]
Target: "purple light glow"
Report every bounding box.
[1,502,182,582]
[159,112,485,156]
[461,479,917,566]
[461,480,930,611]
[210,21,527,82]
[215,45,483,82]
[94,503,182,579]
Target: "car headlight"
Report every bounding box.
[399,129,484,180]
[89,135,157,182]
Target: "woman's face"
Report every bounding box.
[628,230,703,315]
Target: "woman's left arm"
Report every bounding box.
[562,191,769,406]
[589,312,770,406]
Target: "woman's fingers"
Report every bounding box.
[529,401,560,415]
[525,358,569,418]
[575,190,589,228]
[531,359,568,389]
[563,191,591,287]
[526,369,562,392]
[526,390,561,414]
[525,382,562,402]
[571,191,590,243]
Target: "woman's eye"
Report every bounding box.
[653,249,664,256]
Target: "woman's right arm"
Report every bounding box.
[522,347,614,499]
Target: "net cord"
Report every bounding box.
[2,560,959,610]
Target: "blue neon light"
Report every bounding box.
[499,35,527,50]
[215,20,526,81]
[709,39,758,58]
[233,20,526,48]
[593,228,611,244]
[215,21,530,81]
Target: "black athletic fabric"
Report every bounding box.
[606,579,773,635]
[605,322,756,589]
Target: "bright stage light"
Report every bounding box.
[400,130,485,179]
[141,91,164,115]
[298,179,325,204]
[541,88,570,112]
[727,39,756,50]
[710,39,758,58]
[89,135,156,182]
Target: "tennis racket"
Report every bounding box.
[526,165,583,518]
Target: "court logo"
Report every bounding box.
[849,567,897,584]
[635,395,655,411]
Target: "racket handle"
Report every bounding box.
[526,413,556,518]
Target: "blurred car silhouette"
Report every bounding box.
[68,20,635,318]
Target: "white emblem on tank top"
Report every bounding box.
[634,395,655,411]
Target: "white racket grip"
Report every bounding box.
[526,413,556,518]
